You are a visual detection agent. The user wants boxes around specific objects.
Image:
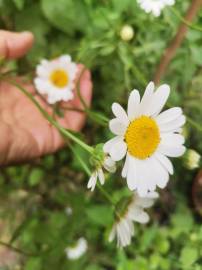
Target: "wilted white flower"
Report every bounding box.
[65,238,88,260]
[34,55,77,104]
[87,156,116,191]
[137,0,175,17]
[104,82,186,196]
[109,192,158,247]
[120,25,134,41]
[184,149,201,170]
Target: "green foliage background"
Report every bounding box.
[0,0,202,269]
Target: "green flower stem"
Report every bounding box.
[170,7,202,32]
[4,78,93,154]
[97,183,116,207]
[76,67,108,126]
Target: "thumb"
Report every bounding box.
[0,30,34,59]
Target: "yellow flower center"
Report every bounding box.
[125,116,160,159]
[50,69,69,88]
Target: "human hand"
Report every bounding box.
[0,31,92,166]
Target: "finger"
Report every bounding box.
[0,30,34,59]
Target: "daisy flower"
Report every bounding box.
[65,237,88,260]
[34,55,77,104]
[87,156,116,191]
[109,192,158,247]
[104,82,186,196]
[137,0,175,17]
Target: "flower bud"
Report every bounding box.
[120,25,134,41]
[184,149,201,170]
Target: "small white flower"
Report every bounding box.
[137,0,175,17]
[120,25,134,41]
[87,156,116,191]
[65,237,88,260]
[109,192,158,248]
[34,55,77,104]
[184,149,201,170]
[104,82,186,196]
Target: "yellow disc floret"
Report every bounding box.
[125,116,160,159]
[50,69,69,88]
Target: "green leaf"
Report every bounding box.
[12,0,25,10]
[180,247,198,267]
[86,205,113,226]
[29,169,45,186]
[25,258,42,270]
[41,0,88,34]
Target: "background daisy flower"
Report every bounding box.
[34,55,77,104]
[65,238,88,260]
[109,192,158,247]
[137,0,175,17]
[104,82,186,196]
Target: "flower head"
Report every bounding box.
[87,155,116,191]
[34,55,77,104]
[65,237,88,260]
[184,149,201,170]
[120,25,134,41]
[104,82,186,196]
[137,0,175,17]
[109,192,158,247]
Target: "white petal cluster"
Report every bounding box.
[65,238,88,260]
[34,55,77,104]
[137,0,175,17]
[104,82,186,196]
[109,192,158,247]
[87,156,116,191]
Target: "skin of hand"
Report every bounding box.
[0,30,92,166]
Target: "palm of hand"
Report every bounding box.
[0,68,92,165]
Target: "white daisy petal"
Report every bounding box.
[155,107,182,125]
[159,115,186,133]
[136,211,150,224]
[154,152,174,175]
[147,84,170,116]
[161,133,185,146]
[127,89,140,121]
[126,156,138,191]
[122,154,129,178]
[134,156,169,195]
[138,81,155,116]
[110,140,127,161]
[158,144,186,157]
[112,103,129,126]
[87,172,98,191]
[135,192,159,208]
[104,156,116,173]
[109,118,127,135]
[103,136,123,153]
[98,169,105,185]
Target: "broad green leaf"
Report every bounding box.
[180,247,198,267]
